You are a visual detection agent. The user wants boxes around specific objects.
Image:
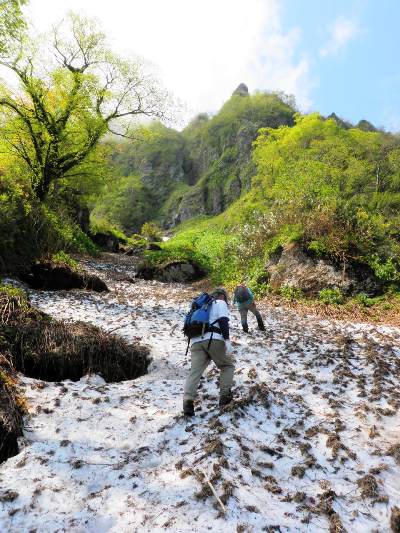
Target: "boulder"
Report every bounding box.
[265,242,382,296]
[146,243,162,251]
[136,260,205,283]
[20,263,109,292]
[123,246,145,256]
[91,232,119,253]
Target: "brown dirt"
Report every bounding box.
[387,443,400,465]
[258,294,400,328]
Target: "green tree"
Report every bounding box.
[0,0,27,56]
[0,12,171,201]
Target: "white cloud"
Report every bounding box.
[21,0,312,122]
[320,16,359,58]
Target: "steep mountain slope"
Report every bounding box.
[93,87,296,233]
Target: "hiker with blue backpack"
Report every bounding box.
[182,288,234,417]
[233,283,266,333]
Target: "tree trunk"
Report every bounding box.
[34,171,52,201]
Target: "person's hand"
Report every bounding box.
[225,340,234,355]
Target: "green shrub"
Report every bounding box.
[0,284,27,303]
[141,222,162,242]
[318,288,344,305]
[0,174,97,274]
[90,216,129,244]
[279,285,304,300]
[308,239,329,256]
[251,281,271,298]
[43,208,97,256]
[354,293,380,307]
[368,255,400,282]
[129,233,147,247]
[51,251,79,270]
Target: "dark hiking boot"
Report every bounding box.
[242,323,249,333]
[258,323,266,332]
[183,400,194,417]
[219,391,233,407]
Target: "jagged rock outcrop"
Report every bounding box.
[140,150,187,203]
[327,113,352,129]
[356,119,377,132]
[233,83,249,96]
[265,242,383,296]
[98,89,296,232]
[168,186,207,226]
[165,89,295,226]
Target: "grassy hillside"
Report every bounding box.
[144,114,400,301]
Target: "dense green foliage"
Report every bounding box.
[249,114,400,273]
[184,91,295,163]
[93,123,186,233]
[318,288,345,305]
[144,215,237,283]
[0,173,96,273]
[0,0,26,56]
[1,8,399,300]
[91,174,154,235]
[0,10,170,271]
[148,114,400,296]
[93,91,296,234]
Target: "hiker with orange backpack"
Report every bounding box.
[233,283,265,333]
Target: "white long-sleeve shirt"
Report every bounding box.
[190,299,230,345]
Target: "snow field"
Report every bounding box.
[1,257,399,532]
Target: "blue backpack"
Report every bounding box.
[183,292,215,339]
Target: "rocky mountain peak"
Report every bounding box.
[232,83,249,96]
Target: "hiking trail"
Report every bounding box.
[1,254,399,532]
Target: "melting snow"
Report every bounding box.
[1,255,399,532]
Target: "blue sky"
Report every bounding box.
[281,0,400,130]
[18,0,400,132]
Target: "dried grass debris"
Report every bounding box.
[357,474,379,498]
[387,443,400,465]
[391,507,400,533]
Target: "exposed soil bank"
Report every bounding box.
[0,357,24,463]
[20,262,109,292]
[0,283,150,463]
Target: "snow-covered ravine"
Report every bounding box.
[1,255,400,532]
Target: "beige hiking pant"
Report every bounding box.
[183,339,234,401]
